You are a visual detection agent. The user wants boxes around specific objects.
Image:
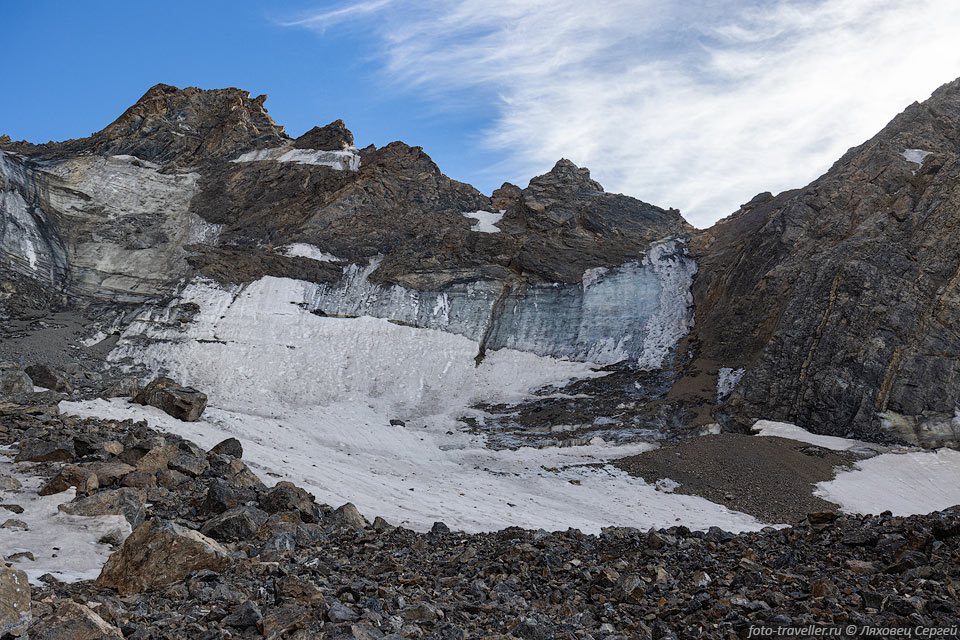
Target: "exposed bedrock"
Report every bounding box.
[689,77,960,445]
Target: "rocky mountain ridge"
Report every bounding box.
[3,79,960,445]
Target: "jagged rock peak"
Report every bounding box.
[529,158,604,194]
[1,84,289,166]
[94,83,289,165]
[293,119,354,151]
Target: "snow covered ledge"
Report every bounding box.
[232,145,361,171]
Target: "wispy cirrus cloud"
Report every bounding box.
[287,0,960,226]
[279,0,393,29]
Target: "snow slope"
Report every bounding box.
[62,398,767,534]
[69,273,769,534]
[816,448,960,516]
[0,448,130,585]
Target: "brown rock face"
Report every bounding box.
[0,563,31,636]
[28,601,123,640]
[689,77,960,443]
[133,377,207,421]
[293,120,354,150]
[96,519,231,595]
[3,83,288,167]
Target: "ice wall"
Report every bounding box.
[300,239,696,368]
[0,151,69,285]
[109,276,600,416]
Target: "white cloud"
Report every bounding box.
[279,0,393,29]
[289,0,960,227]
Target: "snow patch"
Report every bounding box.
[0,450,131,584]
[108,276,601,414]
[816,448,960,517]
[752,420,883,453]
[279,243,342,263]
[901,148,932,165]
[89,274,768,533]
[62,398,768,534]
[716,367,745,398]
[232,146,361,171]
[463,210,505,233]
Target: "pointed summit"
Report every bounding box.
[2,84,290,166]
[293,120,354,151]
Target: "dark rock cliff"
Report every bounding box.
[688,78,960,445]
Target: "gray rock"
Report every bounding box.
[25,364,74,393]
[209,437,243,459]
[14,438,75,463]
[259,481,317,522]
[327,602,359,623]
[133,377,207,422]
[0,363,32,402]
[200,506,268,542]
[0,564,31,636]
[59,488,147,528]
[222,599,262,628]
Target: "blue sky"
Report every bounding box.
[4,1,960,226]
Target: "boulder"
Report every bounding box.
[208,455,265,490]
[38,464,98,496]
[223,599,262,629]
[209,437,243,458]
[133,377,207,421]
[134,441,178,473]
[84,461,136,486]
[28,600,122,640]
[199,478,241,515]
[59,488,148,529]
[24,364,74,394]
[332,502,368,530]
[612,573,645,604]
[259,481,317,522]
[97,519,231,595]
[200,506,269,542]
[102,377,139,399]
[0,563,31,636]
[15,438,75,463]
[168,447,209,478]
[0,363,32,402]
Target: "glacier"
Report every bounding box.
[295,239,696,367]
[0,151,69,285]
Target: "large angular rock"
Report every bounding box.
[293,120,354,151]
[133,377,207,421]
[38,464,98,496]
[15,438,75,463]
[0,563,31,636]
[59,488,147,528]
[200,506,269,542]
[25,364,74,393]
[259,481,317,522]
[0,363,33,401]
[97,519,231,595]
[209,437,243,459]
[84,461,137,487]
[28,601,122,640]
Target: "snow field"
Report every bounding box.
[0,448,131,585]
